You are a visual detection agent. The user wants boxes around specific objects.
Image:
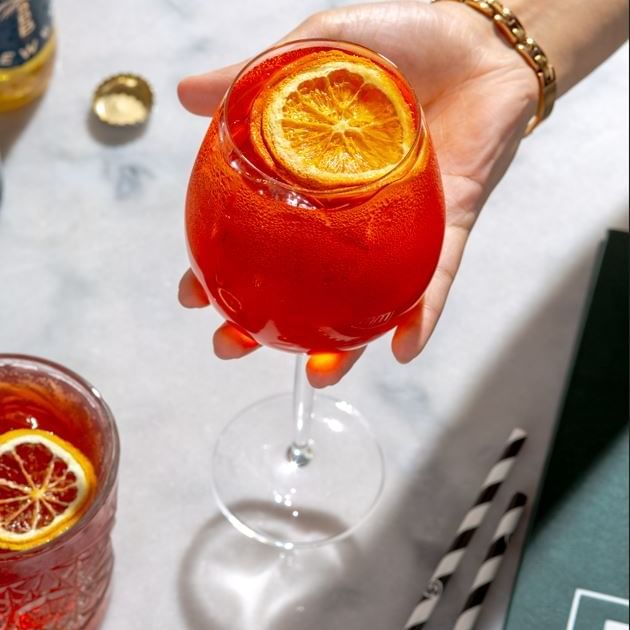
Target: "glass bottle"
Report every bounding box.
[0,0,55,112]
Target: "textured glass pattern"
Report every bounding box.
[0,537,112,630]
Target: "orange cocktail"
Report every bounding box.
[186,41,445,353]
[185,40,445,549]
[0,355,119,630]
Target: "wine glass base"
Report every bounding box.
[212,393,385,549]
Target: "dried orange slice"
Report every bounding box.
[254,50,415,188]
[0,429,96,551]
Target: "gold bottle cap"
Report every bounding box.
[92,74,153,126]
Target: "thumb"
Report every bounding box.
[177,13,339,116]
[177,62,244,117]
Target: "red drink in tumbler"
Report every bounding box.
[0,355,119,630]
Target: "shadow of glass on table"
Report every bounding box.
[177,501,360,630]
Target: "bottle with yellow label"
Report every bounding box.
[0,0,55,112]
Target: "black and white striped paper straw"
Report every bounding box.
[453,492,528,630]
[404,428,527,630]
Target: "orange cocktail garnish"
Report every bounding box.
[0,429,96,551]
[251,50,415,188]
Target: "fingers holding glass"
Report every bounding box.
[306,348,366,388]
[177,63,244,116]
[392,223,469,363]
[178,267,362,385]
[176,11,343,118]
[211,321,364,391]
[212,322,260,359]
[178,268,210,308]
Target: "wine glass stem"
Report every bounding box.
[287,354,314,467]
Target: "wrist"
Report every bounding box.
[432,1,540,125]
[505,0,629,97]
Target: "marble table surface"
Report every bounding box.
[0,1,627,628]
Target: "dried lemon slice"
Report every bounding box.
[0,429,96,551]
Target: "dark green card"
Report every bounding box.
[504,230,629,630]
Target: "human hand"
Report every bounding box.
[178,1,538,387]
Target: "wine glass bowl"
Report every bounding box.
[186,39,445,354]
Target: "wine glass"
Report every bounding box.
[185,39,445,549]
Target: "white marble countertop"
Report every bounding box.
[0,1,627,629]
